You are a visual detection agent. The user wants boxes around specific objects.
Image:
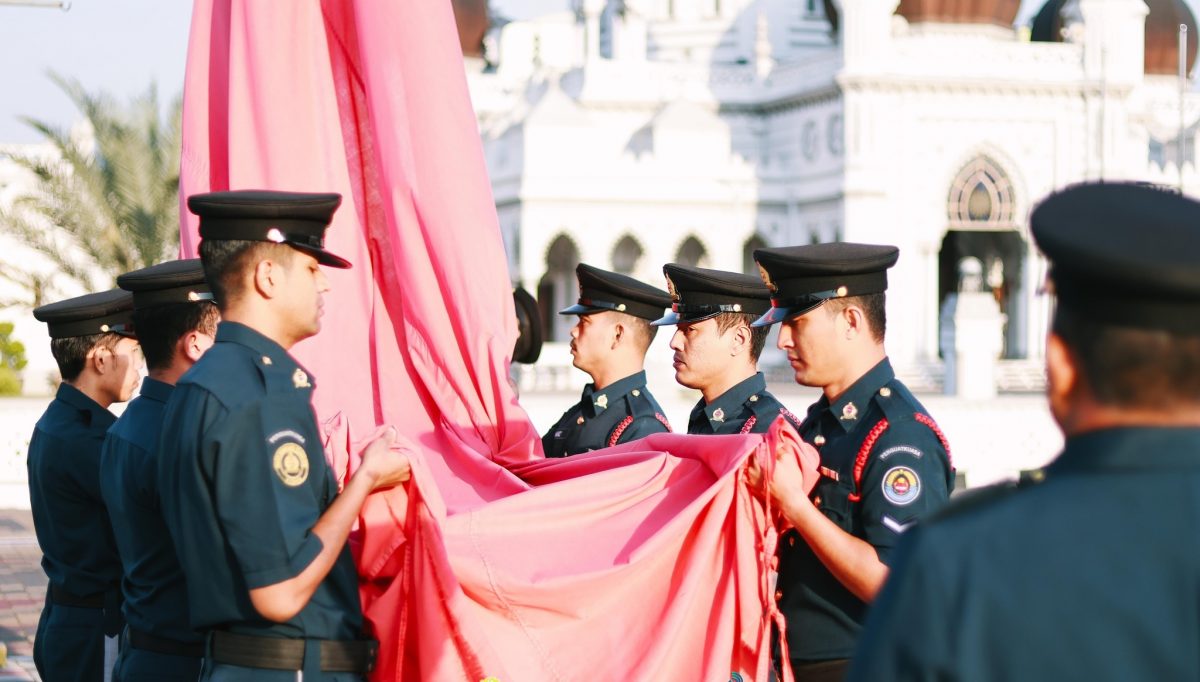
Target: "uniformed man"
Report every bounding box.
[100,258,217,680]
[157,190,411,680]
[28,287,141,681]
[746,243,954,682]
[542,263,672,457]
[848,183,1200,681]
[651,263,800,435]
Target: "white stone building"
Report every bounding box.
[465,0,1200,391]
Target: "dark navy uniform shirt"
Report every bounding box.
[157,322,362,640]
[28,383,123,601]
[542,370,671,457]
[779,358,953,661]
[850,427,1200,681]
[100,377,200,643]
[686,372,801,436]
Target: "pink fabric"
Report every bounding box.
[179,2,816,679]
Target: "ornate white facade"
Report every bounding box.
[468,0,1200,390]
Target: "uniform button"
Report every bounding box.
[262,356,273,365]
[632,389,640,397]
[576,416,585,425]
[749,395,758,402]
[813,496,822,506]
[788,535,796,547]
[814,435,826,446]
[774,589,783,601]
[879,387,892,397]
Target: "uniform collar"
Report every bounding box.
[698,372,767,429]
[582,370,647,415]
[215,321,315,393]
[822,358,894,433]
[138,376,175,404]
[1049,426,1200,475]
[56,383,116,429]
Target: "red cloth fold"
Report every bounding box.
[180,1,800,678]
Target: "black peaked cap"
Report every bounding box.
[513,286,544,364]
[751,242,899,326]
[187,190,351,269]
[117,258,213,310]
[33,288,134,339]
[651,264,770,326]
[1032,181,1200,332]
[560,263,672,321]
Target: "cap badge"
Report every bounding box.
[266,228,287,243]
[666,275,680,303]
[293,368,311,389]
[840,402,858,421]
[757,263,778,294]
[595,394,608,410]
[712,407,726,422]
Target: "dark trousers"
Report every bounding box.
[205,664,364,681]
[33,598,116,682]
[113,631,203,682]
[790,658,850,682]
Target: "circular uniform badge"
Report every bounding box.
[273,442,310,487]
[882,466,921,505]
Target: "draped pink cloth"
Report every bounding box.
[179,2,817,679]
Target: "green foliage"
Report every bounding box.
[0,72,182,308]
[0,321,27,396]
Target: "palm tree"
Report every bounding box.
[0,72,181,307]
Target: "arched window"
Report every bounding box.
[947,156,1016,229]
[674,235,708,268]
[537,234,580,342]
[611,234,643,275]
[742,234,767,275]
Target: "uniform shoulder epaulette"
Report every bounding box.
[874,381,922,424]
[745,391,802,430]
[624,388,672,432]
[179,345,267,407]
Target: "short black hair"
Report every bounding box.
[1053,305,1200,407]
[50,332,123,382]
[132,301,220,372]
[617,312,658,353]
[198,239,295,309]
[825,292,887,342]
[715,312,769,362]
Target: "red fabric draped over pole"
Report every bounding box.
[178,2,813,679]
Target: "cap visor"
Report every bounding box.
[650,310,680,326]
[559,303,605,316]
[292,243,352,269]
[751,301,825,327]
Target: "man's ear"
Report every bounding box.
[88,345,110,375]
[611,321,624,349]
[181,331,206,363]
[252,258,278,299]
[840,304,867,340]
[1046,332,1078,410]
[729,322,751,357]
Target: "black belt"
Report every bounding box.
[49,585,104,608]
[129,628,204,659]
[210,630,377,673]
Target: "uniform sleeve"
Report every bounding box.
[614,414,670,445]
[846,526,953,681]
[207,402,325,589]
[857,424,951,564]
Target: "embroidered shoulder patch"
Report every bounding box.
[272,442,309,487]
[881,466,921,505]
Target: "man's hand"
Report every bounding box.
[357,427,412,491]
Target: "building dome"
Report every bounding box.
[452,0,489,59]
[1031,0,1197,76]
[895,0,1021,27]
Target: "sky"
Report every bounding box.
[0,0,1173,144]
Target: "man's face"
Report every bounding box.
[776,303,842,388]
[668,317,735,391]
[276,251,330,342]
[569,311,616,375]
[105,336,143,403]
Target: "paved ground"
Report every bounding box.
[0,509,39,681]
